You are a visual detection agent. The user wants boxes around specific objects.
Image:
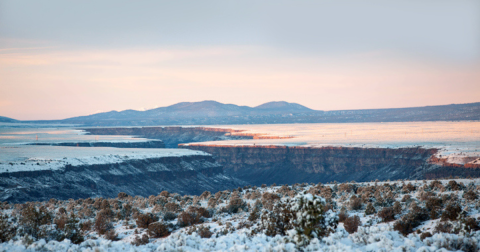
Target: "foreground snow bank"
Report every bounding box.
[2,227,479,252]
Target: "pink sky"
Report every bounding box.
[1,1,479,120]
[1,46,479,120]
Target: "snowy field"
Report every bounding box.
[187,121,480,164]
[1,178,480,251]
[0,146,209,173]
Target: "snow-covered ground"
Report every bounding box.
[0,146,209,173]
[1,178,480,251]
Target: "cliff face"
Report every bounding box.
[180,145,439,185]
[28,140,165,148]
[84,127,250,148]
[0,155,246,203]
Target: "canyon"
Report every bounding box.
[0,154,245,203]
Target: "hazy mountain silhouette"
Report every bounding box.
[3,101,480,126]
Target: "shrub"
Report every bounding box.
[393,206,429,236]
[402,183,416,193]
[136,213,158,229]
[338,208,348,223]
[392,201,402,215]
[447,180,461,191]
[420,232,432,241]
[365,203,376,215]
[348,195,363,210]
[165,202,180,213]
[248,208,260,222]
[117,192,128,199]
[261,192,280,211]
[434,222,454,233]
[0,214,16,242]
[132,234,149,246]
[94,213,113,235]
[159,191,169,197]
[441,204,463,222]
[462,217,480,233]
[104,229,118,241]
[197,225,213,238]
[19,205,52,239]
[147,222,170,238]
[259,202,295,237]
[163,212,177,221]
[227,197,246,213]
[177,211,200,227]
[378,207,395,222]
[463,190,478,201]
[401,194,411,202]
[344,215,361,234]
[293,195,338,246]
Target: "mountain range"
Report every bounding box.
[3,100,480,126]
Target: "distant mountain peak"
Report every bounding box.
[255,101,313,111]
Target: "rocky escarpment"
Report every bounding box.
[28,140,165,148]
[0,155,246,203]
[83,126,285,148]
[179,145,442,185]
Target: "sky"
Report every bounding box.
[0,0,479,120]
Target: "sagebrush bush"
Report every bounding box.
[378,207,395,222]
[136,213,158,229]
[0,214,16,242]
[343,215,361,234]
[147,222,170,238]
[94,212,113,235]
[365,202,376,215]
[348,195,362,210]
[441,204,463,222]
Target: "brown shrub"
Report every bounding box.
[393,206,429,236]
[163,212,177,221]
[429,180,444,191]
[188,206,210,218]
[338,183,353,193]
[132,234,149,246]
[441,204,463,222]
[344,215,361,234]
[94,213,113,235]
[117,192,128,199]
[199,191,211,200]
[159,191,169,197]
[148,222,170,238]
[80,220,93,233]
[198,225,213,238]
[19,205,52,238]
[434,222,454,233]
[54,215,68,230]
[177,211,201,227]
[338,208,348,222]
[227,197,246,213]
[165,202,180,213]
[401,194,411,202]
[402,183,416,193]
[378,207,395,222]
[261,192,281,211]
[348,195,362,210]
[136,213,158,229]
[447,180,461,191]
[0,214,16,242]
[392,201,402,215]
[463,190,478,201]
[104,229,118,241]
[365,202,376,215]
[420,232,432,241]
[463,217,480,233]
